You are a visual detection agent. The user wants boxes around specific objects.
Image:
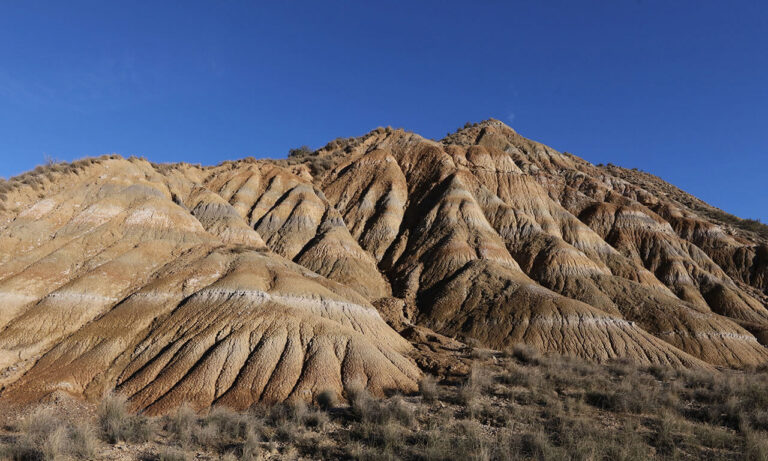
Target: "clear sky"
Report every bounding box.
[1,1,766,222]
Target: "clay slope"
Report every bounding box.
[308,120,768,368]
[0,158,418,414]
[0,119,767,412]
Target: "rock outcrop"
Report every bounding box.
[0,119,766,412]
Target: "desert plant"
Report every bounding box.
[203,406,252,444]
[315,389,338,410]
[518,430,561,460]
[510,343,541,365]
[500,362,541,389]
[653,410,682,456]
[745,429,768,461]
[4,407,99,461]
[419,374,439,403]
[6,348,768,460]
[166,404,197,448]
[347,380,375,417]
[157,446,190,461]
[467,364,494,393]
[240,430,261,461]
[98,393,156,443]
[288,145,313,157]
[384,396,415,427]
[457,366,493,409]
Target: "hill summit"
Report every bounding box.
[0,120,766,414]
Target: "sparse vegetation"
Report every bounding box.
[710,212,768,240]
[315,389,338,410]
[98,393,156,443]
[288,145,313,158]
[2,407,98,460]
[284,144,336,176]
[0,154,122,202]
[602,163,768,240]
[418,374,439,403]
[507,342,541,365]
[2,349,767,459]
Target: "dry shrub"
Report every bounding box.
[678,368,717,390]
[585,389,645,414]
[304,407,329,430]
[450,419,492,461]
[98,393,156,444]
[7,348,768,460]
[348,385,415,428]
[203,406,252,443]
[340,386,418,457]
[691,423,737,450]
[459,364,494,406]
[599,421,651,461]
[262,400,323,442]
[510,343,541,365]
[156,404,267,454]
[466,338,493,361]
[538,354,602,388]
[653,410,682,456]
[190,423,219,449]
[458,382,480,406]
[66,423,98,459]
[165,404,197,448]
[471,348,493,360]
[674,369,768,430]
[350,418,404,453]
[315,389,338,410]
[347,380,377,420]
[745,430,768,461]
[307,157,333,176]
[645,363,675,381]
[606,358,635,377]
[267,399,310,426]
[500,362,540,388]
[385,396,416,427]
[288,145,313,157]
[517,430,562,460]
[240,431,261,461]
[4,407,98,461]
[418,374,439,403]
[157,446,190,461]
[584,376,660,414]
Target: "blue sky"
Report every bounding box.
[1,1,766,222]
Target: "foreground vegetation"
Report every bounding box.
[2,346,767,460]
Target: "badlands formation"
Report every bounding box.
[0,119,766,414]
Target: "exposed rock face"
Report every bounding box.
[0,159,417,414]
[0,119,766,411]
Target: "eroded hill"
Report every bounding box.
[0,119,766,413]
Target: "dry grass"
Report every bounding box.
[315,389,338,410]
[2,351,767,459]
[156,446,190,461]
[2,407,99,460]
[506,343,542,364]
[419,374,439,403]
[98,393,156,444]
[2,155,121,193]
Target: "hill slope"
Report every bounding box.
[0,119,766,412]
